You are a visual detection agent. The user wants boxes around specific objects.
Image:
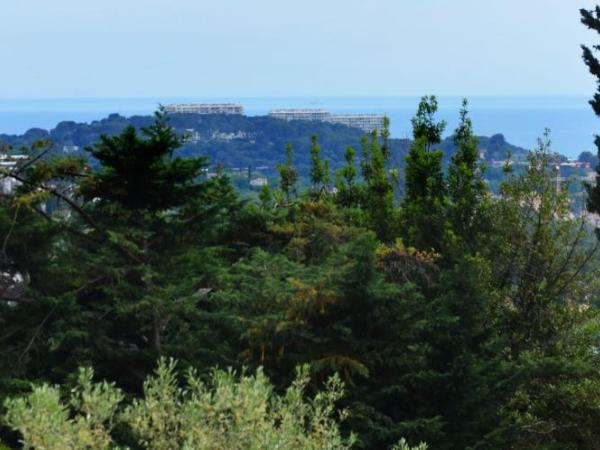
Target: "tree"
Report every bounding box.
[336,146,363,209]
[309,134,330,196]
[357,130,396,241]
[401,96,448,251]
[447,99,487,246]
[0,112,241,395]
[474,134,600,449]
[581,6,600,222]
[410,96,446,150]
[80,110,207,212]
[278,143,299,203]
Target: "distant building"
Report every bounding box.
[561,160,591,170]
[184,129,202,144]
[0,176,19,195]
[268,109,387,133]
[268,109,331,122]
[0,154,27,195]
[250,177,269,187]
[164,103,244,115]
[327,114,387,133]
[211,130,249,141]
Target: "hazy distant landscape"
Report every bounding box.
[1,96,596,157]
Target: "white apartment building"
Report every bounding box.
[268,109,387,134]
[268,109,331,122]
[327,114,387,134]
[164,103,244,115]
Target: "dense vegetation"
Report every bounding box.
[2,6,600,450]
[1,94,599,449]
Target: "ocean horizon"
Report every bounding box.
[0,96,597,158]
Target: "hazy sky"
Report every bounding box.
[1,0,598,98]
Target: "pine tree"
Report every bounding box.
[80,110,207,211]
[36,111,237,387]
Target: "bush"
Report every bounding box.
[4,359,360,449]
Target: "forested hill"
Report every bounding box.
[0,113,530,176]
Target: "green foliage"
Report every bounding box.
[80,109,207,212]
[410,96,446,146]
[401,96,448,251]
[2,94,600,450]
[357,129,396,240]
[471,134,600,449]
[309,134,330,196]
[392,439,428,450]
[4,367,123,449]
[278,143,299,202]
[447,99,487,246]
[582,6,600,235]
[4,359,358,450]
[335,144,366,223]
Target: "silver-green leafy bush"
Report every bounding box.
[123,359,355,450]
[4,367,123,450]
[4,358,426,449]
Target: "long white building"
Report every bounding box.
[268,108,386,133]
[164,103,244,115]
[327,114,387,133]
[268,109,331,122]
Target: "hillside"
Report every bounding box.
[0,113,531,179]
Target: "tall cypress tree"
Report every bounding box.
[278,144,298,203]
[581,6,600,219]
[401,96,448,251]
[309,134,330,197]
[447,99,486,244]
[361,130,395,240]
[336,146,361,208]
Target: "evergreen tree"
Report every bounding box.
[278,143,298,203]
[401,96,448,251]
[309,133,329,195]
[381,116,392,161]
[447,99,486,245]
[3,112,240,393]
[582,6,600,223]
[336,146,361,208]
[355,130,396,240]
[80,110,206,211]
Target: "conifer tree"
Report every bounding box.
[401,96,448,251]
[447,99,486,244]
[39,111,237,386]
[381,116,391,161]
[309,134,327,193]
[336,146,361,208]
[358,130,396,240]
[581,6,600,221]
[278,143,298,203]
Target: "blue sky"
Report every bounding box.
[0,0,598,98]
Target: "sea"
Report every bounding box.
[0,96,598,159]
